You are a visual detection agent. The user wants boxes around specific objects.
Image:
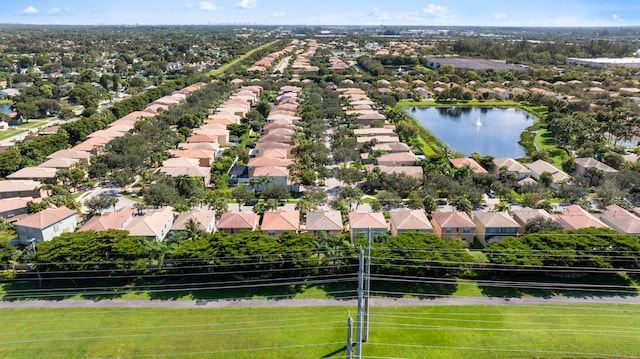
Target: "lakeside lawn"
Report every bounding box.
[0,304,638,359]
[536,128,570,167]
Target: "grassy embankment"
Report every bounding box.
[208,40,279,77]
[0,304,637,359]
[396,100,568,164]
[0,129,25,141]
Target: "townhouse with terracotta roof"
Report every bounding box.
[449,158,488,174]
[389,209,433,236]
[372,142,412,153]
[554,205,609,230]
[348,211,387,242]
[261,210,300,237]
[365,164,423,180]
[79,207,135,232]
[599,204,640,235]
[430,210,476,245]
[70,136,114,154]
[574,157,618,176]
[0,180,44,199]
[492,158,531,180]
[14,206,78,244]
[0,197,33,220]
[376,152,417,167]
[305,210,343,236]
[123,206,175,241]
[512,207,554,234]
[171,208,217,234]
[352,128,396,137]
[472,211,520,246]
[47,149,92,165]
[7,166,57,183]
[526,159,570,188]
[38,157,81,170]
[157,158,212,188]
[217,211,259,234]
[168,149,216,167]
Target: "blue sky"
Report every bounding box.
[2,0,640,26]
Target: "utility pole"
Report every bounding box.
[355,247,364,359]
[363,229,371,342]
[346,311,353,359]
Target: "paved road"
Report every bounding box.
[78,185,137,213]
[1,296,639,309]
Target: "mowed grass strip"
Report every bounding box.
[0,129,26,141]
[0,304,639,359]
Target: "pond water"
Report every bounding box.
[0,103,11,115]
[408,106,536,158]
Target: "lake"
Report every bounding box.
[408,106,536,158]
[0,103,11,115]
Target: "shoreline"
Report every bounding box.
[397,100,548,159]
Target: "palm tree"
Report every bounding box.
[251,175,274,193]
[134,202,147,215]
[184,218,204,240]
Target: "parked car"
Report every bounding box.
[244,199,258,206]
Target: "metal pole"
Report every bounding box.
[346,311,353,359]
[363,229,371,342]
[355,248,364,359]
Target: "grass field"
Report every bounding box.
[209,40,279,77]
[16,120,51,129]
[0,129,25,141]
[536,129,570,167]
[1,304,639,359]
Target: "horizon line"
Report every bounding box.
[1,23,639,29]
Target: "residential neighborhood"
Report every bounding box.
[0,16,640,359]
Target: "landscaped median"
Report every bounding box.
[0,303,637,359]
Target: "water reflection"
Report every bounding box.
[409,107,535,158]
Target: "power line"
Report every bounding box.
[86,341,346,359]
[372,314,640,331]
[0,321,344,345]
[363,343,640,358]
[1,276,358,299]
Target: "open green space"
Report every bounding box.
[0,129,25,141]
[209,40,279,77]
[16,121,50,129]
[536,128,570,167]
[0,304,638,359]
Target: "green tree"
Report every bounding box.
[231,184,254,210]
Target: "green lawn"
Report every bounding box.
[0,304,638,359]
[16,121,51,129]
[209,40,279,77]
[0,129,26,141]
[535,129,570,167]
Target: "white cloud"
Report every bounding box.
[493,13,507,20]
[272,11,285,18]
[422,4,446,16]
[237,0,256,9]
[48,8,62,15]
[199,1,219,11]
[613,13,623,22]
[185,2,193,9]
[22,6,39,15]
